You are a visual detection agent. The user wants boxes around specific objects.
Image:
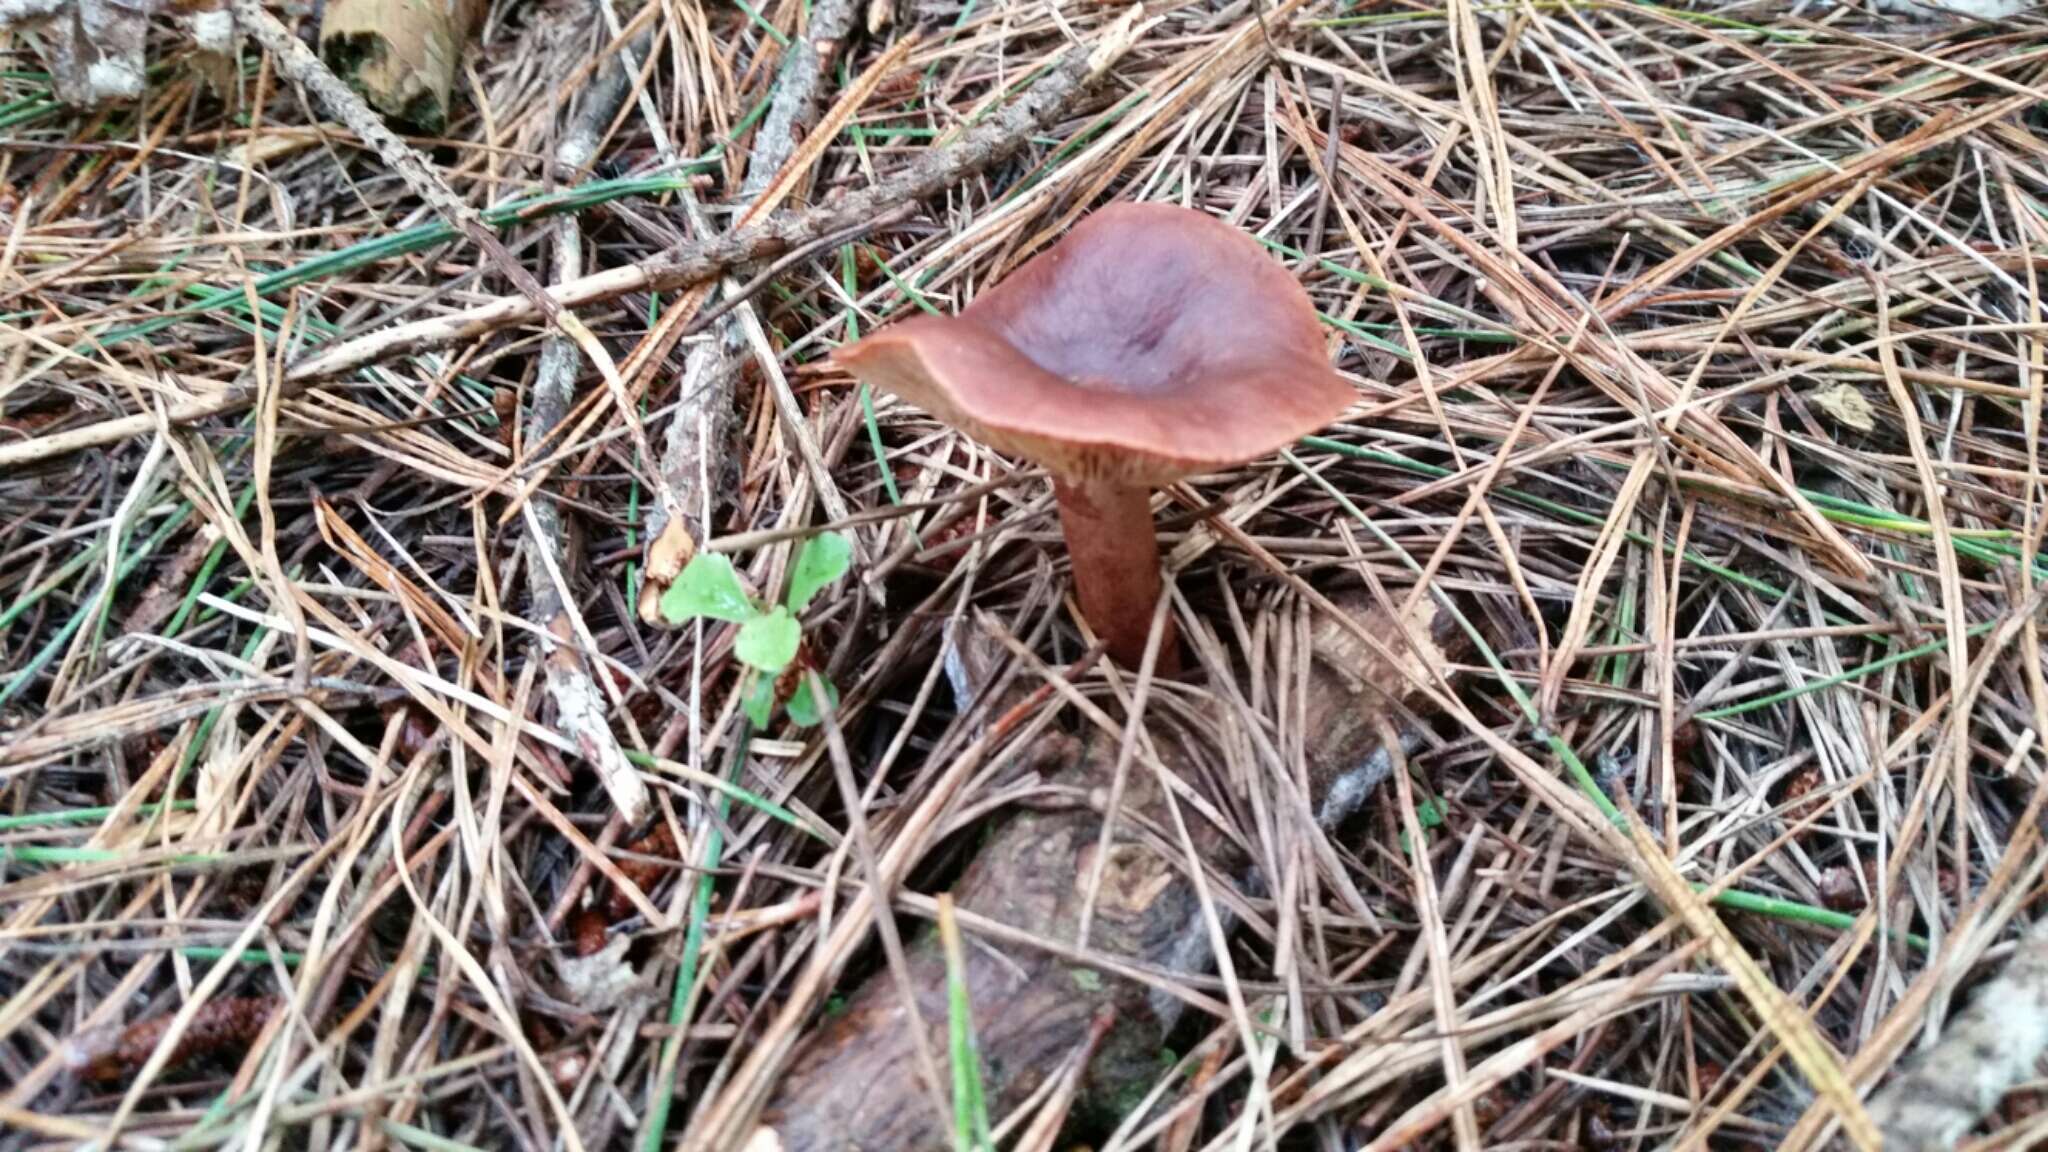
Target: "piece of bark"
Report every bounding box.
[319,0,484,128]
[751,596,1457,1149]
[1868,916,2048,1151]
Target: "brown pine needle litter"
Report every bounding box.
[3,0,2048,1149]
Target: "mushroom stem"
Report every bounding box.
[1052,477,1179,674]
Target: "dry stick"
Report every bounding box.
[233,0,666,521]
[641,0,860,616]
[228,0,563,330]
[516,14,652,825]
[0,14,1138,471]
[292,14,1135,377]
[0,0,608,468]
[645,35,915,604]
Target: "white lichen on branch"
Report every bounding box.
[1868,918,2048,1151]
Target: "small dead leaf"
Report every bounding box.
[570,907,609,957]
[637,518,697,625]
[554,933,641,1011]
[2,0,146,106]
[1810,382,1875,433]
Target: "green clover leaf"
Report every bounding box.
[660,554,756,625]
[735,606,801,672]
[743,672,778,729]
[786,532,853,614]
[785,673,838,728]
[1417,796,1445,829]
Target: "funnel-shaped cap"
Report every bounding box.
[835,203,1353,486]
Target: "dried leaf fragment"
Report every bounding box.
[1810,382,1875,433]
[554,933,642,1011]
[637,518,698,625]
[1,0,146,106]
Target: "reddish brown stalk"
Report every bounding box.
[65,996,282,1084]
[1053,477,1178,674]
[603,819,681,921]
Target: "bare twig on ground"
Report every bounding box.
[519,6,652,825]
[1867,920,2048,1151]
[0,8,1143,470]
[639,0,860,621]
[231,0,664,488]
[287,8,1143,381]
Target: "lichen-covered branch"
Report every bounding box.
[519,9,650,825]
[1867,916,2048,1151]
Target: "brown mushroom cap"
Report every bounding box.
[834,202,1354,486]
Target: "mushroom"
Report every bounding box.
[834,202,1353,670]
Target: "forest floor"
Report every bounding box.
[4,1,2048,1150]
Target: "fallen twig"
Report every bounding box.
[520,7,652,825]
[0,8,1142,470]
[1866,918,2048,1151]
[640,0,862,620]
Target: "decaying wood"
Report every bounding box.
[318,0,485,127]
[750,595,1458,1149]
